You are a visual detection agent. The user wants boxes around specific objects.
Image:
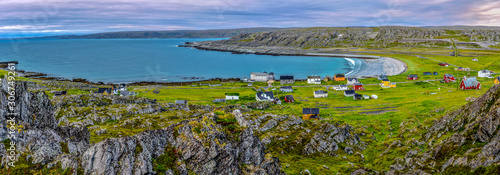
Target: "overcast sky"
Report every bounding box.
[1,0,499,38]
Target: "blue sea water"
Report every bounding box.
[0,38,362,82]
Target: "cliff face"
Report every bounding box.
[0,79,284,174]
[387,85,500,174]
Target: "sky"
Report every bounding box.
[1,0,500,38]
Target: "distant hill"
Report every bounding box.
[37,28,284,39]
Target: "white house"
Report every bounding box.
[346,78,359,85]
[225,93,240,100]
[332,85,349,91]
[313,90,328,98]
[250,72,268,82]
[478,70,492,78]
[307,76,321,84]
[256,91,277,102]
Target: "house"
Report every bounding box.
[302,108,320,120]
[175,100,188,105]
[334,74,346,81]
[112,86,119,95]
[346,78,359,85]
[250,72,268,82]
[423,72,432,75]
[332,85,349,91]
[284,95,295,103]
[460,77,481,90]
[380,79,396,88]
[344,90,356,97]
[438,62,449,67]
[443,74,456,83]
[378,75,388,80]
[495,77,500,85]
[225,93,240,100]
[324,76,331,82]
[472,58,479,62]
[433,72,438,75]
[353,94,363,100]
[352,83,365,90]
[457,67,464,71]
[97,88,113,95]
[307,76,321,84]
[407,74,418,80]
[478,70,492,78]
[268,72,275,80]
[280,75,295,85]
[280,86,293,93]
[313,90,328,98]
[213,99,226,103]
[118,84,127,91]
[256,91,277,102]
[54,91,67,96]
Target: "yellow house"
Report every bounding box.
[380,79,396,88]
[495,77,500,85]
[302,108,320,120]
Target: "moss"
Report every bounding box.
[135,142,143,155]
[60,142,69,154]
[153,144,180,175]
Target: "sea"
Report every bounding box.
[0,38,364,83]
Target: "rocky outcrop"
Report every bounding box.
[386,85,500,174]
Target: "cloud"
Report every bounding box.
[0,0,499,37]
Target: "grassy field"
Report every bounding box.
[128,47,499,173]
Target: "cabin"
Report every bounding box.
[460,77,481,90]
[333,85,349,91]
[54,91,67,96]
[438,62,449,67]
[268,72,275,80]
[307,76,321,84]
[213,99,226,103]
[346,78,359,85]
[175,100,188,105]
[302,108,320,120]
[352,83,365,90]
[97,88,113,95]
[344,90,356,97]
[314,90,328,98]
[284,95,295,103]
[407,74,418,80]
[353,94,363,100]
[380,79,396,88]
[280,86,293,93]
[378,75,388,80]
[423,72,432,75]
[256,91,278,102]
[225,93,240,100]
[250,72,268,82]
[334,74,346,81]
[495,77,500,85]
[478,70,492,78]
[280,75,295,85]
[443,74,456,83]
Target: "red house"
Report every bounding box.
[460,77,481,90]
[284,95,295,103]
[443,74,456,83]
[352,83,365,90]
[407,74,418,80]
[438,62,449,67]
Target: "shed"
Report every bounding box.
[225,93,240,100]
[284,95,295,103]
[407,74,418,80]
[353,94,363,100]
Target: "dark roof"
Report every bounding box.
[344,90,356,94]
[497,76,500,81]
[444,74,454,77]
[347,78,358,81]
[302,108,320,114]
[339,85,347,88]
[381,78,390,81]
[269,72,274,75]
[256,91,274,100]
[335,74,345,77]
[285,95,294,100]
[408,74,418,78]
[280,75,294,80]
[353,83,363,86]
[97,88,113,94]
[119,84,126,88]
[354,94,363,99]
[280,86,293,89]
[314,90,328,94]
